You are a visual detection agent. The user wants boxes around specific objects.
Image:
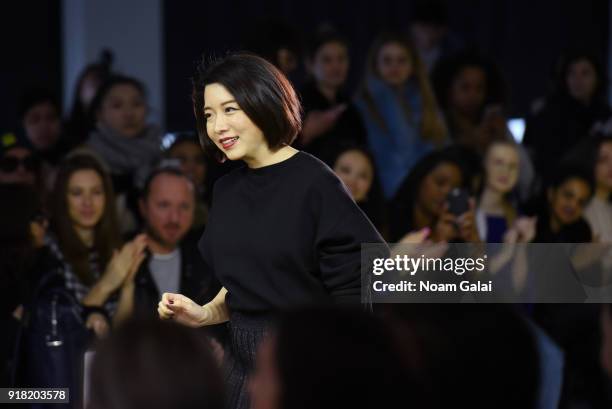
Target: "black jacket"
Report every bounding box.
[133,239,222,318]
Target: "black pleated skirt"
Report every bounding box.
[224,312,272,409]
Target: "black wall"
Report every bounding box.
[1,1,62,132]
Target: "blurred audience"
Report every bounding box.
[584,135,612,243]
[0,184,49,386]
[389,148,478,243]
[65,51,114,148]
[18,88,65,190]
[355,32,447,199]
[330,144,386,233]
[165,132,210,231]
[85,74,163,233]
[297,28,366,163]
[434,51,535,201]
[531,166,594,243]
[48,154,147,335]
[0,131,41,188]
[476,140,535,243]
[408,0,464,72]
[524,50,611,186]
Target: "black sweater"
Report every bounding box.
[199,151,385,314]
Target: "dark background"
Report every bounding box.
[1,0,608,132]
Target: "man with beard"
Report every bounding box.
[120,167,221,323]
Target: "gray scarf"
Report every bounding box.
[87,123,162,188]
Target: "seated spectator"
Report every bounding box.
[165,133,210,232]
[85,74,163,233]
[88,318,224,409]
[477,140,536,243]
[408,0,464,72]
[524,50,611,186]
[584,135,612,243]
[330,144,386,234]
[65,50,113,147]
[249,307,414,409]
[48,154,147,336]
[297,28,366,163]
[532,166,594,243]
[0,184,50,386]
[0,131,40,187]
[244,19,302,79]
[389,148,478,243]
[432,51,535,201]
[119,167,221,326]
[355,32,447,199]
[18,88,65,190]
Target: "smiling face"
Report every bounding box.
[67,169,105,230]
[484,143,520,194]
[311,41,349,91]
[97,84,147,137]
[204,83,269,163]
[333,150,374,202]
[376,42,413,87]
[548,178,591,226]
[418,162,462,217]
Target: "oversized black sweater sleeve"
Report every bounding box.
[199,151,386,314]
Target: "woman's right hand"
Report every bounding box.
[158,292,206,328]
[102,234,148,292]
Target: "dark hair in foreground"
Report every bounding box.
[272,307,416,409]
[88,318,224,409]
[381,304,539,409]
[192,53,302,162]
[51,154,121,286]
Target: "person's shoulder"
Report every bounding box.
[294,151,339,183]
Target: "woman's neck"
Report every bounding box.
[74,225,94,248]
[244,145,298,169]
[479,187,506,215]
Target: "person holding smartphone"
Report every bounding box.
[389,148,480,243]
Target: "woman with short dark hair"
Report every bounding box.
[159,53,385,409]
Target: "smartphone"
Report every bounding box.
[447,188,470,216]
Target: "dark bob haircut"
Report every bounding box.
[192,53,302,162]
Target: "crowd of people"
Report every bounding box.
[2,5,612,409]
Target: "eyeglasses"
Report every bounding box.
[0,156,39,173]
